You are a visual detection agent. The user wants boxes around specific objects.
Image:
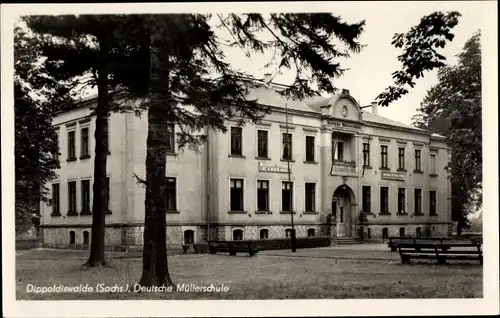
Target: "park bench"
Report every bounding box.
[387,237,450,252]
[398,242,483,265]
[208,240,259,256]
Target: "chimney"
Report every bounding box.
[263,73,273,86]
[371,101,378,115]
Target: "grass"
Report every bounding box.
[15,247,482,300]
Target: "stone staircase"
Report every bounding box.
[336,237,366,245]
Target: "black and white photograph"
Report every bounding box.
[1,1,498,317]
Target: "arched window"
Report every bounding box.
[233,229,243,241]
[307,228,315,237]
[260,229,269,239]
[416,227,422,238]
[285,228,292,238]
[184,230,194,244]
[399,227,405,238]
[83,231,89,245]
[382,227,389,239]
[69,231,76,245]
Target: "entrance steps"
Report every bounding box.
[336,237,366,244]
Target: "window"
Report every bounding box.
[363,143,370,166]
[69,231,76,245]
[382,227,389,239]
[398,147,405,170]
[104,177,110,211]
[305,183,316,212]
[430,154,437,175]
[415,149,422,171]
[285,228,292,237]
[414,189,422,214]
[305,136,315,162]
[68,131,76,160]
[362,186,371,213]
[416,227,422,238]
[230,179,244,211]
[380,145,388,168]
[257,180,269,212]
[166,124,175,153]
[184,230,194,244]
[367,228,371,239]
[81,180,90,213]
[68,181,77,214]
[397,188,406,214]
[281,182,293,212]
[233,229,243,241]
[53,133,60,161]
[80,127,89,158]
[380,187,389,214]
[257,130,268,158]
[429,191,437,215]
[399,227,405,237]
[51,184,60,215]
[282,133,292,160]
[337,142,344,161]
[308,228,315,237]
[260,229,269,239]
[230,127,242,156]
[83,231,89,245]
[165,177,177,211]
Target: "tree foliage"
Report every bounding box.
[377,11,461,106]
[412,31,482,232]
[14,26,63,234]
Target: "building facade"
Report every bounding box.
[40,80,452,248]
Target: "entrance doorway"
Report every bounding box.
[332,185,355,237]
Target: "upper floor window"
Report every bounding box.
[362,143,370,167]
[380,186,389,214]
[53,133,60,161]
[257,180,269,212]
[165,177,177,211]
[230,127,242,156]
[81,179,91,213]
[429,190,437,215]
[166,124,175,153]
[380,145,388,168]
[362,186,371,213]
[282,133,292,160]
[305,136,315,162]
[398,147,405,170]
[68,130,76,160]
[257,130,268,158]
[80,127,89,158]
[68,181,77,214]
[415,149,422,171]
[414,188,422,214]
[282,181,293,212]
[51,183,60,215]
[397,188,406,214]
[230,178,244,211]
[430,153,437,175]
[305,183,316,212]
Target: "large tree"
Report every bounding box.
[412,32,482,234]
[24,15,146,266]
[128,13,366,287]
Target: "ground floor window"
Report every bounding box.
[233,229,243,241]
[416,227,422,238]
[399,227,405,237]
[285,228,292,237]
[260,229,269,239]
[69,231,76,245]
[83,231,89,245]
[184,230,194,244]
[367,228,371,239]
[382,227,389,239]
[307,228,315,237]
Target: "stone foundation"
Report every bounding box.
[360,223,450,240]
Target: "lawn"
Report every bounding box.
[15,247,482,300]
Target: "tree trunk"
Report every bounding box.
[85,59,110,267]
[138,28,174,287]
[138,106,174,287]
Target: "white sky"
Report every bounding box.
[218,2,486,126]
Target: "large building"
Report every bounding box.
[40,79,452,248]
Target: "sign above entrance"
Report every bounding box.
[328,120,361,130]
[258,162,289,173]
[381,171,406,181]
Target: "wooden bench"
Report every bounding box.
[208,240,259,256]
[387,237,450,252]
[398,243,483,265]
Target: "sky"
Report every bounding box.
[215,2,487,126]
